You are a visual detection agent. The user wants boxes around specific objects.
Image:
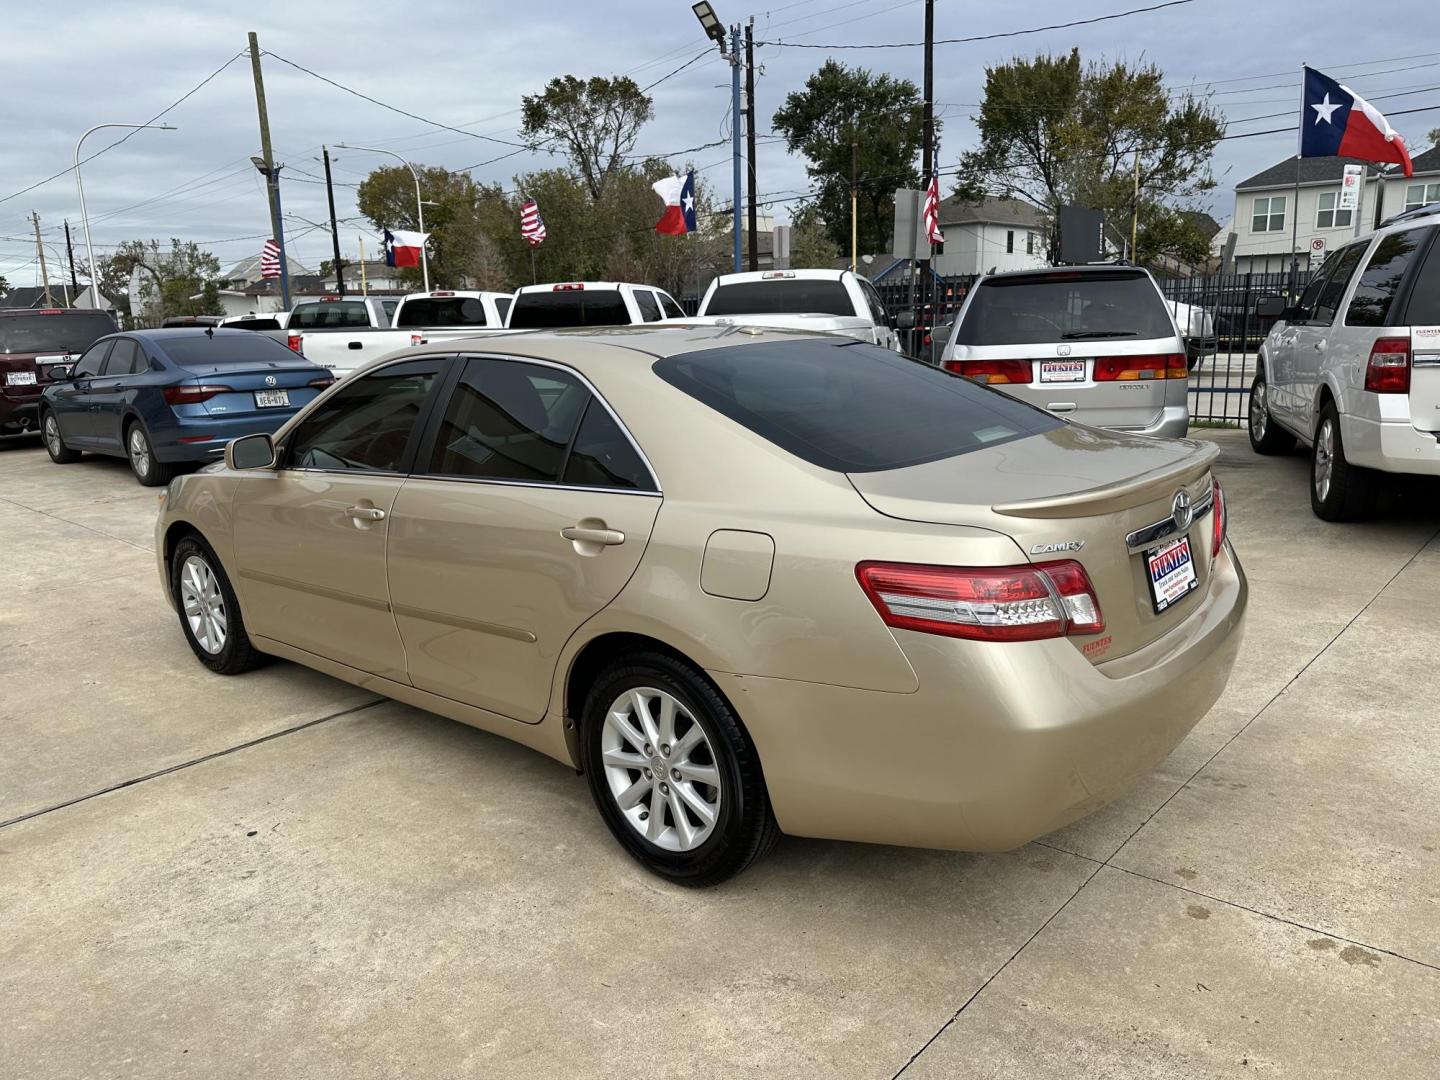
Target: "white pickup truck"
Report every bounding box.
[289,290,512,376]
[506,281,687,328]
[685,269,909,351]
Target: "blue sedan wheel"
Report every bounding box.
[126,422,175,487]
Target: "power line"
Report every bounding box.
[640,49,713,94]
[758,0,1193,48]
[1166,51,1440,91]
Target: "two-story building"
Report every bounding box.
[1227,146,1440,274]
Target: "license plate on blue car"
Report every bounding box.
[254,389,289,408]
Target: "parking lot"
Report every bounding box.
[2,428,1437,1078]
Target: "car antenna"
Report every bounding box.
[205,326,214,337]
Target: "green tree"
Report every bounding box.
[788,206,840,268]
[0,275,8,297]
[955,49,1223,265]
[103,239,220,324]
[772,61,931,255]
[357,164,492,288]
[521,76,655,200]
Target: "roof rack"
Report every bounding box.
[1378,201,1440,229]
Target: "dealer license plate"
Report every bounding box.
[1039,359,1085,383]
[6,370,37,386]
[1146,536,1198,613]
[254,389,289,408]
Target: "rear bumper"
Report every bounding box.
[149,411,300,463]
[0,399,39,437]
[1110,404,1189,440]
[1340,414,1440,476]
[712,542,1247,852]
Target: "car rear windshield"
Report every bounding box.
[288,301,373,330]
[954,270,1175,346]
[163,335,296,365]
[0,311,116,354]
[704,279,853,316]
[224,318,282,331]
[507,290,629,328]
[395,297,488,327]
[653,339,1062,473]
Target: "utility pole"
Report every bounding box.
[31,213,53,307]
[918,0,935,326]
[64,220,80,299]
[322,147,346,296]
[744,19,758,272]
[850,139,859,273]
[248,31,291,308]
[729,24,743,272]
[358,235,369,295]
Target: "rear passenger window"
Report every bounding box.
[562,401,654,491]
[635,291,662,322]
[1310,243,1366,324]
[1347,229,1426,327]
[102,339,137,376]
[1403,232,1440,325]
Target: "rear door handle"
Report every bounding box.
[561,525,625,546]
[348,341,363,350]
[345,505,386,521]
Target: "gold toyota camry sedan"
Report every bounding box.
[156,327,1246,885]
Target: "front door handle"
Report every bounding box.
[561,525,625,546]
[348,341,364,350]
[346,505,386,522]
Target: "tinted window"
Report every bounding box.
[0,312,116,354]
[1347,230,1425,327]
[705,279,854,317]
[224,318,282,331]
[288,358,440,472]
[860,280,888,325]
[102,339,139,376]
[1309,243,1366,323]
[428,358,589,482]
[659,292,685,319]
[161,334,297,366]
[955,271,1174,345]
[635,290,662,322]
[507,290,630,328]
[1296,263,1332,314]
[288,301,372,330]
[653,340,1063,473]
[495,297,512,323]
[72,340,112,378]
[381,300,398,324]
[395,297,488,328]
[1403,232,1440,325]
[562,400,654,490]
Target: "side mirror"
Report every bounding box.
[226,432,276,471]
[45,364,74,381]
[894,310,916,330]
[1254,295,1286,318]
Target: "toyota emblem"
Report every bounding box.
[1171,489,1193,533]
[264,375,277,386]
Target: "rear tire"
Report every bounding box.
[126,420,175,487]
[169,536,263,675]
[41,410,81,464]
[1310,401,1378,522]
[1248,369,1295,455]
[581,651,779,886]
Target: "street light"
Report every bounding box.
[691,3,743,271]
[335,143,430,291]
[74,123,176,309]
[691,2,726,47]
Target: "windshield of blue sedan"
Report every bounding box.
[653,339,1062,473]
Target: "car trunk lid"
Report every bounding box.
[847,427,1220,663]
[175,363,327,418]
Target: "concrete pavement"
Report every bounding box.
[2,430,1437,1078]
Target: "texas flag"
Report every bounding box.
[1300,67,1413,177]
[653,171,697,236]
[383,228,429,268]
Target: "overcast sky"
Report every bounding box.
[0,0,1431,286]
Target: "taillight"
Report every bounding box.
[307,376,335,390]
[855,560,1103,642]
[287,334,303,353]
[1093,353,1188,381]
[1364,337,1410,393]
[941,358,1033,385]
[162,384,232,405]
[1211,478,1227,558]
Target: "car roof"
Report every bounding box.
[513,281,658,294]
[712,269,851,283]
[979,264,1155,283]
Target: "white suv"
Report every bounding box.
[1249,204,1440,520]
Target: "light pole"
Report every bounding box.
[251,156,291,308]
[335,143,429,291]
[692,3,743,272]
[74,123,176,309]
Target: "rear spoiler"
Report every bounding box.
[992,441,1219,519]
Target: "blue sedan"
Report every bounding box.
[39,328,335,486]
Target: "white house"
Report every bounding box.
[932,197,1047,276]
[1226,146,1440,274]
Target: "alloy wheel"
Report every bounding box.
[44,414,62,456]
[1314,418,1335,504]
[179,554,227,654]
[128,427,151,479]
[1249,381,1267,440]
[600,687,721,852]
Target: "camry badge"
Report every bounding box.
[1031,540,1085,554]
[1172,489,1193,533]
[265,375,277,386]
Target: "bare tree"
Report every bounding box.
[522,76,654,200]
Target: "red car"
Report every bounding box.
[0,308,118,439]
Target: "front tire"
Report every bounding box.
[41,410,81,464]
[170,536,263,674]
[127,421,175,487]
[581,651,779,886]
[1248,369,1296,455]
[1310,401,1378,522]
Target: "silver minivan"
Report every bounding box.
[937,265,1190,438]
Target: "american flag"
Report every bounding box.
[259,238,282,279]
[923,172,944,246]
[520,199,546,247]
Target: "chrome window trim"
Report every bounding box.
[1124,485,1215,554]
